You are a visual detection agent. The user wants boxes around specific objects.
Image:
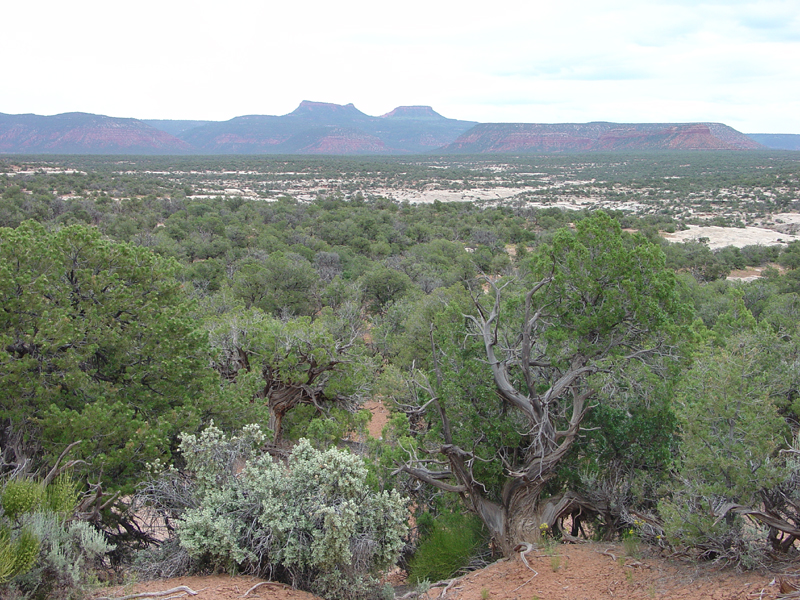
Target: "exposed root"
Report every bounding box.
[439,578,458,598]
[94,586,199,600]
[514,542,539,574]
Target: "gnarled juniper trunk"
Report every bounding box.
[441,428,603,555]
[264,384,327,444]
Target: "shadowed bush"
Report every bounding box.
[409,511,486,583]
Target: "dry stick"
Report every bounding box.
[94,586,198,600]
[43,440,82,486]
[439,579,459,599]
[508,543,539,593]
[779,578,799,595]
[511,574,540,594]
[243,581,290,597]
[599,548,619,562]
[396,579,456,600]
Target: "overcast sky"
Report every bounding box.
[3,0,799,133]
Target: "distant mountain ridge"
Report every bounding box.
[141,119,214,137]
[746,134,800,151]
[441,122,762,153]
[0,112,192,154]
[0,102,791,155]
[178,100,477,154]
[380,106,447,119]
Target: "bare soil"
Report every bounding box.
[365,399,391,439]
[92,543,787,600]
[429,543,782,600]
[662,224,800,249]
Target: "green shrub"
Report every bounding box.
[0,480,44,586]
[43,474,79,516]
[409,511,486,583]
[142,425,409,600]
[2,481,43,521]
[0,527,40,584]
[0,529,19,584]
[0,472,113,599]
[659,331,790,567]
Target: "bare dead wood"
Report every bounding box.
[439,578,458,598]
[513,542,539,573]
[780,577,799,594]
[715,502,800,537]
[512,573,540,593]
[599,548,619,562]
[395,464,467,494]
[398,580,460,600]
[43,440,83,486]
[93,586,198,600]
[99,489,121,511]
[626,560,647,569]
[398,577,461,599]
[243,581,291,596]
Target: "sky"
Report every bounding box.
[3,0,800,133]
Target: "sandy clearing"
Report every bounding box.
[371,186,532,204]
[662,224,800,249]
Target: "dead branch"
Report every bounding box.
[599,548,619,562]
[716,502,800,537]
[395,464,467,493]
[243,581,290,596]
[93,586,198,600]
[511,573,540,593]
[439,578,458,598]
[43,440,83,486]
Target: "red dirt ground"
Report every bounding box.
[430,543,783,600]
[365,398,391,439]
[93,542,788,600]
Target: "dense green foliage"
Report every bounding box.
[2,152,800,596]
[408,511,486,583]
[0,222,211,490]
[383,213,687,554]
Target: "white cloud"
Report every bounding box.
[1,0,798,132]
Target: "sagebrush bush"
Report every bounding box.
[141,425,408,600]
[13,512,115,599]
